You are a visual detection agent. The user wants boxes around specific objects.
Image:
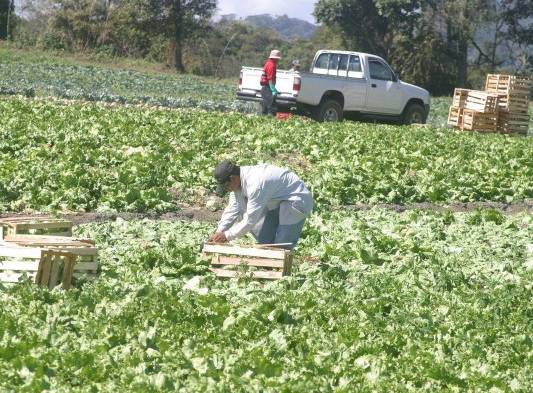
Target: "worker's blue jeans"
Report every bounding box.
[252,207,306,250]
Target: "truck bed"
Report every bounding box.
[238,67,298,106]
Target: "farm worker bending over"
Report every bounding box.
[208,160,313,250]
[259,49,281,116]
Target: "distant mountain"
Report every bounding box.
[220,14,317,40]
[245,14,317,40]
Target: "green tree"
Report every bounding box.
[427,0,494,87]
[312,0,518,93]
[160,0,216,72]
[314,0,389,57]
[500,0,533,72]
[46,0,111,50]
[314,0,458,92]
[105,0,217,72]
[0,0,15,40]
[392,22,459,95]
[100,0,166,58]
[34,0,216,71]
[185,20,284,77]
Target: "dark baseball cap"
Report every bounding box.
[213,160,239,196]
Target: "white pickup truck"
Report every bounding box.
[237,50,430,123]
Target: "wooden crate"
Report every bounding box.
[452,88,471,108]
[0,246,97,289]
[0,217,72,239]
[464,90,499,113]
[202,243,292,280]
[461,109,498,132]
[447,106,463,127]
[3,234,94,248]
[485,74,531,96]
[497,111,530,135]
[1,235,98,284]
[495,93,529,113]
[0,247,76,289]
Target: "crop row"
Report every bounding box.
[1,209,531,391]
[0,61,256,113]
[1,97,531,212]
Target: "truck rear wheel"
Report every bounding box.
[315,99,343,122]
[403,103,426,125]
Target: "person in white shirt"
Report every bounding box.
[208,160,313,250]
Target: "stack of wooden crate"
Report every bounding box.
[447,74,531,135]
[448,88,500,132]
[485,74,531,135]
[0,217,98,289]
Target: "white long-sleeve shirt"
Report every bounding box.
[216,164,313,241]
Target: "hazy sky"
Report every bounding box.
[217,0,317,24]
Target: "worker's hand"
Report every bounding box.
[209,232,228,243]
[270,85,279,96]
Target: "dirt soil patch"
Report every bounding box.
[1,201,530,226]
[0,208,221,226]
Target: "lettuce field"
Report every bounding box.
[0,97,531,213]
[1,210,531,391]
[0,53,532,392]
[0,57,251,113]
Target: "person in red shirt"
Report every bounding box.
[260,49,281,116]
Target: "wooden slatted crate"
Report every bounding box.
[0,246,97,289]
[202,243,292,280]
[0,216,72,239]
[1,235,99,285]
[485,74,531,96]
[495,94,529,113]
[447,106,463,127]
[461,109,498,133]
[464,90,499,113]
[452,88,471,108]
[1,247,79,289]
[497,111,530,135]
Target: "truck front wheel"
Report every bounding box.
[315,99,343,122]
[403,103,426,125]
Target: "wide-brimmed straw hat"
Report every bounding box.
[269,49,281,59]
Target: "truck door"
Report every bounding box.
[342,54,367,111]
[365,59,404,114]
